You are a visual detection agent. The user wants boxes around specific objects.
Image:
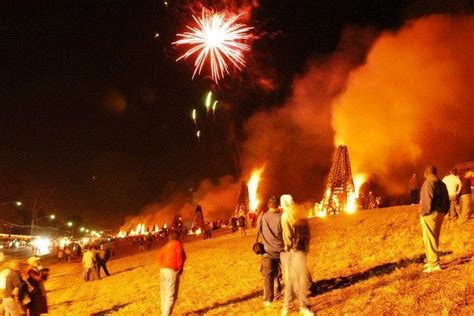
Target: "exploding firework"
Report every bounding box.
[174,9,253,82]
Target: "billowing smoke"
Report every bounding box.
[120,176,240,231]
[332,14,474,193]
[242,27,377,200]
[120,14,474,230]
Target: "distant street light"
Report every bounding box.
[67,222,73,227]
[80,227,85,232]
[50,214,56,220]
[85,229,90,233]
[15,201,22,206]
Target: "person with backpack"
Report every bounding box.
[420,165,450,273]
[280,194,313,316]
[258,197,284,308]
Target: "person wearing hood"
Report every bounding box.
[26,257,49,316]
[280,195,313,316]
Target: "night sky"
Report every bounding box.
[0,0,470,230]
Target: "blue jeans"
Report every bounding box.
[160,268,180,316]
[281,251,310,310]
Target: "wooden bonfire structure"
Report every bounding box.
[321,145,355,215]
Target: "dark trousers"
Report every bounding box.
[261,256,282,302]
[409,190,419,204]
[97,261,110,278]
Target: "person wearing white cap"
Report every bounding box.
[280,195,313,316]
[26,256,49,315]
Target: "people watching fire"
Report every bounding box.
[82,245,97,281]
[459,171,472,224]
[442,168,462,220]
[96,244,111,278]
[237,207,247,237]
[419,165,450,273]
[258,196,284,307]
[158,231,186,316]
[408,173,419,204]
[2,261,24,316]
[280,194,313,316]
[26,256,49,316]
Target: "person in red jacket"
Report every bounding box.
[158,231,186,316]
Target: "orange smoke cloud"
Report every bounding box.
[120,176,240,231]
[332,14,474,193]
[120,14,474,230]
[242,28,377,200]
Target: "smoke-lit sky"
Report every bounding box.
[1,1,473,230]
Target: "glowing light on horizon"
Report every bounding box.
[248,167,264,212]
[174,9,253,82]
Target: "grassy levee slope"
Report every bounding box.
[46,205,474,315]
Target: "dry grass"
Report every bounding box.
[45,205,474,315]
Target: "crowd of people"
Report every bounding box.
[1,165,472,315]
[0,257,49,316]
[157,194,314,316]
[158,164,472,315]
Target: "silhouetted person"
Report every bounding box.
[419,165,449,273]
[408,173,419,204]
[96,245,111,278]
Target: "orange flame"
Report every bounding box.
[248,167,265,212]
[346,173,367,214]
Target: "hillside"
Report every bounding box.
[45,205,474,315]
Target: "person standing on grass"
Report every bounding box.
[408,173,420,204]
[96,244,111,278]
[258,196,284,308]
[2,261,24,316]
[442,168,462,220]
[158,231,186,316]
[419,165,450,273]
[238,208,247,237]
[82,246,96,281]
[26,257,49,316]
[280,195,313,316]
[459,171,472,224]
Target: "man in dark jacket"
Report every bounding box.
[419,165,449,273]
[96,244,111,278]
[26,256,49,316]
[257,197,284,307]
